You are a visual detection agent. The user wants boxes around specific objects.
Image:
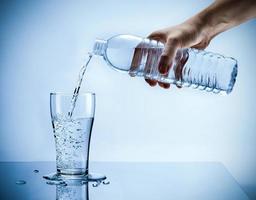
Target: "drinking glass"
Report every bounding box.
[44,92,106,183]
[50,92,95,176]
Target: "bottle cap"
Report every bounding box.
[93,39,107,56]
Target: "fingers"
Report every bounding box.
[145,33,177,89]
[145,78,170,89]
[130,32,164,77]
[158,38,179,75]
[158,82,170,89]
[174,49,189,86]
[143,48,160,88]
[143,41,171,89]
[130,44,144,77]
[147,31,166,43]
[191,38,210,50]
[191,42,207,50]
[144,48,154,75]
[145,78,157,87]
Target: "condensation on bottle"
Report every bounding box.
[92,34,238,94]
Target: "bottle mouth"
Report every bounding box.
[93,39,107,56]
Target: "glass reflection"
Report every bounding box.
[56,182,89,200]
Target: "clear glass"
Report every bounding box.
[50,92,95,176]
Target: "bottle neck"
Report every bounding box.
[93,39,107,56]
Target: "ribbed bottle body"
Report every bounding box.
[93,35,238,94]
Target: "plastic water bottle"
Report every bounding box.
[92,34,238,94]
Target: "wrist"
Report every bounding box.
[195,9,221,40]
[184,14,214,43]
[194,0,246,39]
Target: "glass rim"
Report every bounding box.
[50,92,95,96]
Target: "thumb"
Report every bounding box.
[158,38,179,75]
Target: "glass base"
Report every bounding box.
[43,172,106,185]
[57,168,87,175]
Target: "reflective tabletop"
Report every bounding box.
[0,162,249,200]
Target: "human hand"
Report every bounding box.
[131,0,256,89]
[130,18,212,89]
[146,19,212,88]
[129,16,212,89]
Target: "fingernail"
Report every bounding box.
[159,61,172,74]
[158,82,170,89]
[162,85,170,89]
[145,79,157,86]
[149,83,156,87]
[163,84,170,89]
[159,65,168,74]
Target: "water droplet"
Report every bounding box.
[16,180,26,185]
[81,180,88,185]
[92,183,98,187]
[92,181,102,187]
[33,169,39,173]
[103,181,110,185]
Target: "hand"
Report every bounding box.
[130,18,212,89]
[145,18,212,89]
[131,0,256,89]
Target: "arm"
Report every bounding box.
[146,0,256,88]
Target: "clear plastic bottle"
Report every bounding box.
[92,34,238,94]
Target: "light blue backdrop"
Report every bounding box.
[1,0,256,197]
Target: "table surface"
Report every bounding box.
[0,162,249,200]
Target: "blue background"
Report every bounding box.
[0,0,256,198]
